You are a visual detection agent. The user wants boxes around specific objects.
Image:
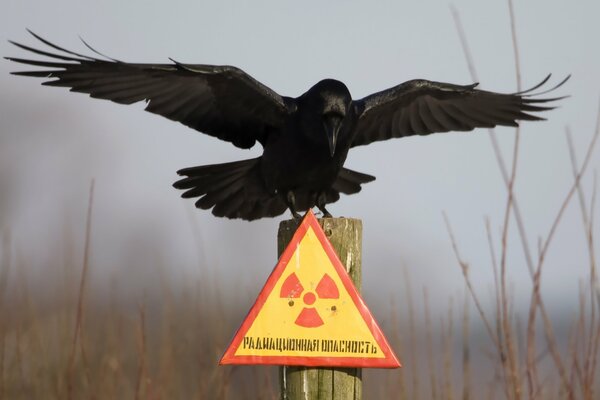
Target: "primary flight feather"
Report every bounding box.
[7,31,569,220]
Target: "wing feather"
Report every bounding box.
[425,97,463,131]
[7,32,290,149]
[419,99,444,132]
[352,75,568,147]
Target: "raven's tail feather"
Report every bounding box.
[332,168,376,195]
[174,160,375,220]
[174,158,287,220]
[319,167,375,205]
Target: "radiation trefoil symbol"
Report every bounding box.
[280,272,339,328]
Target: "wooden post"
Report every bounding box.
[277,217,363,400]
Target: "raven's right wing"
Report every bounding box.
[351,76,568,148]
[7,31,289,149]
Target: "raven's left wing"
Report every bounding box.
[351,76,568,147]
[7,31,289,149]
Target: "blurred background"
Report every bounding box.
[1,0,599,398]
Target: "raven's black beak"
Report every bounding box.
[323,114,343,157]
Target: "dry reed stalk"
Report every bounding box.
[423,287,439,400]
[14,323,24,394]
[443,215,504,358]
[0,331,3,400]
[525,268,541,398]
[567,128,600,400]
[107,275,122,398]
[78,318,92,397]
[462,291,471,400]
[442,300,455,400]
[572,283,586,398]
[157,307,176,397]
[486,375,498,400]
[14,252,45,394]
[389,295,407,400]
[586,212,600,399]
[403,266,420,400]
[580,285,593,399]
[588,174,600,398]
[0,231,9,400]
[184,204,209,278]
[67,179,95,400]
[19,256,53,398]
[154,262,177,396]
[0,231,9,313]
[134,303,147,400]
[484,217,513,398]
[499,219,521,400]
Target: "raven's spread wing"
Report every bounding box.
[7,31,288,149]
[351,75,569,147]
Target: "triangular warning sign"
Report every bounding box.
[220,210,401,368]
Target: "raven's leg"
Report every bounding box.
[286,191,302,219]
[316,192,332,218]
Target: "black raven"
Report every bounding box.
[7,32,568,220]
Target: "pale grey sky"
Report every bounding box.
[1,0,599,315]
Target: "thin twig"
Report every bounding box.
[449,5,478,82]
[443,213,500,350]
[135,302,147,400]
[566,128,599,399]
[0,231,9,316]
[403,266,420,400]
[507,0,522,91]
[0,230,8,400]
[67,179,95,400]
[462,291,472,400]
[587,172,599,400]
[442,300,455,400]
[423,287,438,400]
[573,282,587,398]
[499,187,521,400]
[444,212,512,397]
[484,218,509,387]
[525,261,541,398]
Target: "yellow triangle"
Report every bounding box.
[221,210,400,368]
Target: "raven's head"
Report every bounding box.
[302,79,352,157]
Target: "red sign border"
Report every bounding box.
[219,210,401,368]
